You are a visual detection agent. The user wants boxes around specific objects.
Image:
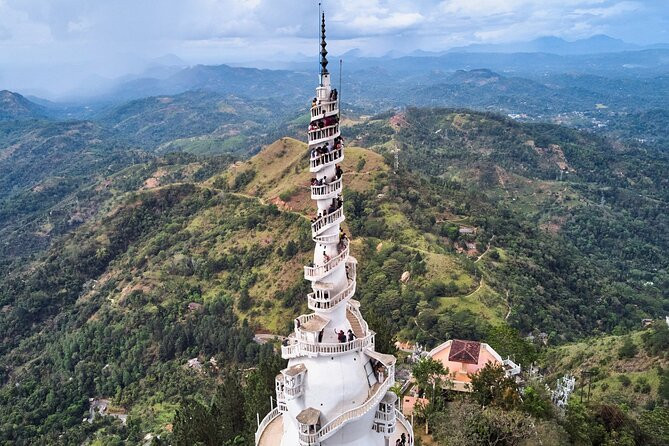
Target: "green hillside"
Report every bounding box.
[0,105,667,444]
[344,108,668,339]
[543,323,669,413]
[97,90,295,151]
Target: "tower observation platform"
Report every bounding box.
[255,11,414,446]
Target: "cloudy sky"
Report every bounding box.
[0,0,667,96]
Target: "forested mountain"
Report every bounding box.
[96,90,299,152]
[100,64,312,103]
[0,91,48,121]
[0,52,668,443]
[0,103,667,443]
[404,70,669,116]
[343,109,668,337]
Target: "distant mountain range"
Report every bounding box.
[88,64,313,104]
[446,35,669,55]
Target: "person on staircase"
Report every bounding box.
[347,329,356,342]
[335,164,343,179]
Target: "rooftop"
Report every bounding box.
[448,340,481,364]
[284,363,307,376]
[296,407,321,425]
[300,314,330,332]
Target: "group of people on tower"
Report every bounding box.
[310,164,343,188]
[336,328,356,343]
[310,88,338,109]
[395,433,410,446]
[310,135,343,160]
[311,196,343,225]
[309,114,339,131]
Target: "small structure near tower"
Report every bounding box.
[427,339,521,392]
[254,11,413,446]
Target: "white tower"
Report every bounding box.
[255,12,414,446]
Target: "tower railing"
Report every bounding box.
[281,331,375,359]
[304,241,349,282]
[311,100,338,119]
[311,207,344,237]
[347,300,369,336]
[312,233,340,244]
[255,407,281,445]
[308,271,356,311]
[310,149,343,172]
[311,177,342,200]
[308,124,339,145]
[395,410,415,446]
[297,363,395,445]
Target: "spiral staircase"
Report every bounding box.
[254,11,413,446]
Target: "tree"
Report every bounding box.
[639,407,669,446]
[412,357,447,399]
[431,400,536,446]
[173,398,216,446]
[283,240,298,259]
[521,382,554,419]
[564,401,594,446]
[643,323,669,356]
[618,336,637,359]
[485,324,537,366]
[211,370,247,442]
[237,289,251,312]
[412,357,448,433]
[173,369,252,445]
[469,362,521,410]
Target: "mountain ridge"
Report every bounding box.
[0,90,48,121]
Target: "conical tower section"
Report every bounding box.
[255,12,414,446]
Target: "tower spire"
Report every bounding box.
[320,12,329,76]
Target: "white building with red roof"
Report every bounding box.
[428,339,520,392]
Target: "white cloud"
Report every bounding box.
[574,1,641,18]
[0,0,666,95]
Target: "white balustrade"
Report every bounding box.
[285,385,304,398]
[310,149,343,172]
[281,332,375,359]
[298,363,395,445]
[395,409,415,446]
[255,407,281,445]
[308,276,356,311]
[311,207,344,237]
[374,410,396,422]
[312,233,340,244]
[304,241,349,281]
[347,300,369,335]
[308,124,339,145]
[311,100,338,119]
[311,177,342,200]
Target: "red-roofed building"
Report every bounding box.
[427,339,520,392]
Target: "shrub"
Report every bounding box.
[279,187,296,202]
[618,337,638,359]
[356,158,366,172]
[635,377,652,394]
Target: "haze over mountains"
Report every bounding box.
[3,34,667,103]
[446,34,669,55]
